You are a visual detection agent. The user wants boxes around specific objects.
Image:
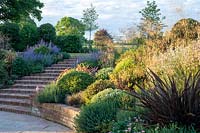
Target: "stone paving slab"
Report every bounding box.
[0,111,74,133]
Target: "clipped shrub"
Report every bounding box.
[83,79,115,103]
[110,57,146,90]
[55,35,83,53]
[91,88,135,109]
[61,52,70,59]
[12,57,31,77]
[52,54,63,63]
[65,92,85,107]
[57,70,94,94]
[37,83,65,103]
[29,63,44,73]
[75,102,118,133]
[38,23,56,42]
[95,67,113,80]
[34,45,50,54]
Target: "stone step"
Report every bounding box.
[0,104,32,115]
[0,89,35,94]
[32,73,60,77]
[52,64,75,67]
[45,66,70,70]
[0,93,30,99]
[0,98,31,107]
[63,58,77,61]
[57,61,76,64]
[15,80,51,85]
[44,69,64,73]
[11,84,45,89]
[22,76,56,81]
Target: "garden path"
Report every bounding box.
[0,111,73,133]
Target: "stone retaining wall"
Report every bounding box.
[32,103,80,130]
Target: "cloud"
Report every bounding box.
[37,0,200,35]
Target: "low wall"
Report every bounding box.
[32,103,80,130]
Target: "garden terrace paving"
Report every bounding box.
[0,111,73,132]
[0,58,77,124]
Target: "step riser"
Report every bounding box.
[0,108,32,115]
[52,64,74,67]
[0,95,30,99]
[0,101,31,107]
[57,62,76,64]
[11,84,45,90]
[44,70,64,73]
[33,73,60,76]
[45,67,69,70]
[22,77,56,80]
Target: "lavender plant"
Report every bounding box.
[21,40,61,66]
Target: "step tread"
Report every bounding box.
[0,88,36,93]
[0,98,31,103]
[15,80,51,83]
[0,104,32,114]
[12,84,46,87]
[0,93,30,97]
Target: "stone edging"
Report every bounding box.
[32,103,80,130]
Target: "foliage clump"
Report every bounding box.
[83,79,115,103]
[37,83,65,103]
[57,70,94,94]
[91,88,135,109]
[75,102,117,133]
[131,70,200,128]
[95,67,113,80]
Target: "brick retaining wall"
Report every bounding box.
[32,103,80,130]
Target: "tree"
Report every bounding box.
[82,4,99,48]
[20,23,39,48]
[138,1,166,40]
[55,17,85,36]
[55,35,83,53]
[94,29,114,67]
[0,23,21,51]
[38,23,56,42]
[94,29,113,49]
[0,0,44,22]
[171,18,200,45]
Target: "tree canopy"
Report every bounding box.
[0,0,44,22]
[38,23,56,42]
[55,17,85,36]
[82,4,99,46]
[138,0,165,39]
[171,18,200,40]
[94,29,113,49]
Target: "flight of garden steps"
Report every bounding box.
[0,58,77,115]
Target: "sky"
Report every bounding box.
[37,0,200,37]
